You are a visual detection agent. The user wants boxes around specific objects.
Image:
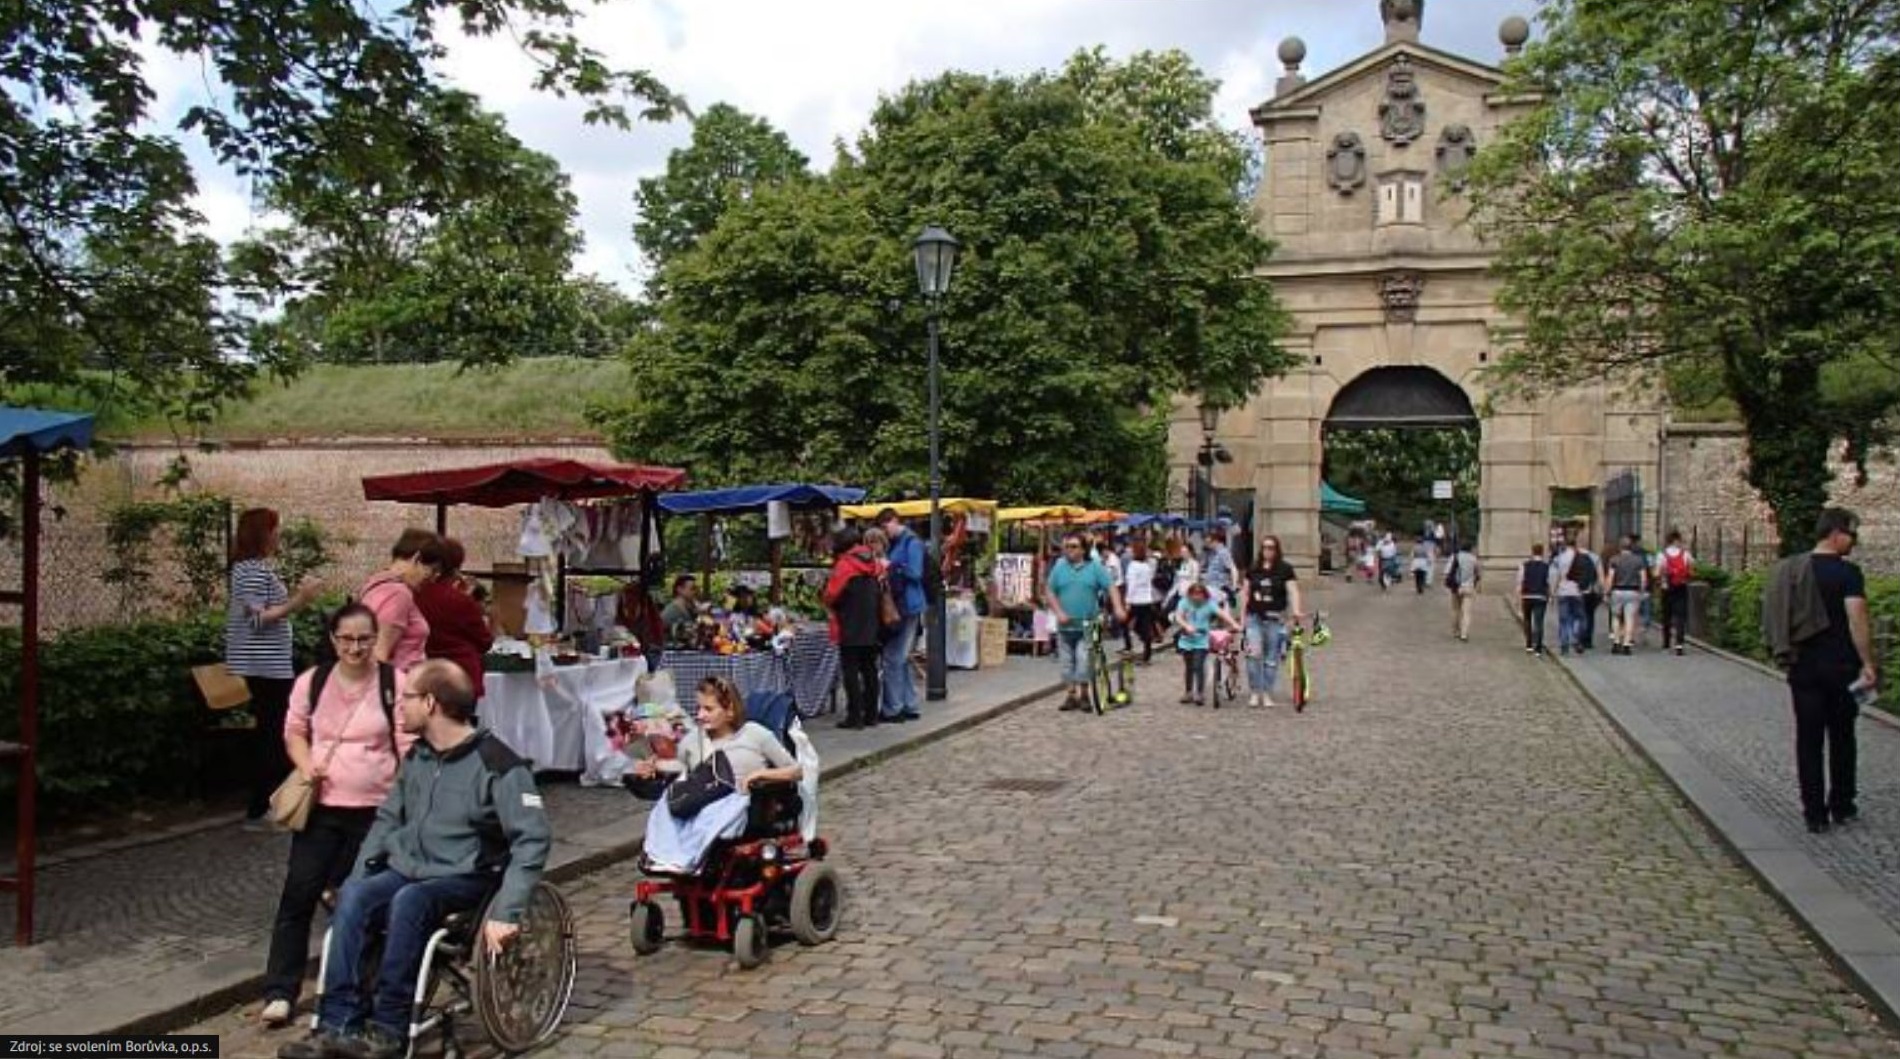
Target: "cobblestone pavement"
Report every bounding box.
[1563,642,1900,932]
[188,583,1900,1058]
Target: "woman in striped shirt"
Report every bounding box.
[226,508,325,828]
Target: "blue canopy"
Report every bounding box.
[0,407,94,459]
[1321,480,1367,516]
[658,483,865,517]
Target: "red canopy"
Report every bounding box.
[362,458,687,508]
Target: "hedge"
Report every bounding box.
[0,602,336,817]
[1715,568,1900,714]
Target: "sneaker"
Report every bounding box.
[899,711,922,722]
[241,815,276,833]
[1178,695,1194,705]
[1260,693,1275,708]
[1833,806,1860,826]
[1806,818,1831,835]
[1058,697,1082,712]
[330,1025,404,1059]
[260,998,293,1028]
[1248,693,1261,708]
[1526,647,1536,655]
[1674,645,1686,656]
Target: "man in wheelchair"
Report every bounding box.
[280,660,552,1059]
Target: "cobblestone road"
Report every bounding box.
[191,584,1900,1058]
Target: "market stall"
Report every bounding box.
[839,498,998,669]
[0,407,95,946]
[362,457,688,773]
[653,484,865,717]
[993,506,1127,656]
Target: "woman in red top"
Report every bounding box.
[824,527,886,730]
[414,538,494,699]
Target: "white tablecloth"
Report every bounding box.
[483,655,647,781]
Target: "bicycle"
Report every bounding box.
[1084,618,1136,714]
[1281,613,1330,712]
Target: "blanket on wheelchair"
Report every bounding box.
[644,790,751,873]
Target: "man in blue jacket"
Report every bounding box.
[279,660,551,1059]
[877,508,927,722]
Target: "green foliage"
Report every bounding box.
[1716,569,1900,713]
[2,0,680,428]
[103,494,233,615]
[1468,0,1900,554]
[597,50,1292,505]
[278,518,350,591]
[633,103,812,275]
[0,613,225,812]
[1323,427,1481,537]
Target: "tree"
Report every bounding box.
[236,92,588,365]
[1468,0,1900,552]
[1323,427,1480,539]
[2,0,680,423]
[598,51,1292,506]
[632,104,811,274]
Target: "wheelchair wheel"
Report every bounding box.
[629,900,664,955]
[475,882,578,1054]
[733,913,768,970]
[790,863,842,945]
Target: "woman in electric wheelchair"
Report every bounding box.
[279,660,575,1059]
[625,677,841,968]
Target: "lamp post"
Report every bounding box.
[1197,400,1220,526]
[913,225,959,702]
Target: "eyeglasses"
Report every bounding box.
[332,634,376,647]
[399,690,431,702]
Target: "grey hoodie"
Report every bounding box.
[352,729,551,924]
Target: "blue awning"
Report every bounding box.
[0,407,95,459]
[658,483,866,517]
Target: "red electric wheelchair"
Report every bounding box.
[625,690,841,969]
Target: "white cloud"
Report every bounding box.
[168,0,1532,289]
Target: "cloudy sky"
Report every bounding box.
[158,0,1534,291]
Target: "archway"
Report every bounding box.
[1320,367,1481,575]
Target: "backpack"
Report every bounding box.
[1567,551,1597,588]
[1664,550,1693,588]
[1151,559,1177,595]
[309,662,400,755]
[1444,556,1462,592]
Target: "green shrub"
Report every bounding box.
[1718,568,1900,714]
[1692,564,1734,590]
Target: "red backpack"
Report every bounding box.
[1663,550,1693,588]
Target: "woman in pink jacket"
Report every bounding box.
[258,603,416,1027]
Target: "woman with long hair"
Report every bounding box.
[1239,536,1304,707]
[227,508,325,829]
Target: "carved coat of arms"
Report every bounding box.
[1436,124,1477,191]
[1327,132,1367,194]
[1380,57,1427,146]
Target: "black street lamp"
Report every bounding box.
[913,224,959,702]
[1196,400,1231,526]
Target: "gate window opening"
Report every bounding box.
[1321,367,1481,557]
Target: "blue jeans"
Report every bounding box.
[1056,630,1091,684]
[1245,615,1288,693]
[880,613,921,717]
[317,870,493,1037]
[1558,596,1585,650]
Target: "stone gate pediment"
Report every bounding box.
[1250,41,1505,125]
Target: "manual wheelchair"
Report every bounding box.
[626,690,842,970]
[311,878,578,1059]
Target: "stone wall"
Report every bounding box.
[1,438,615,631]
[1659,424,1898,575]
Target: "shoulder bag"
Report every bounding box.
[269,674,373,832]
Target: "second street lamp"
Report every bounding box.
[913,225,959,702]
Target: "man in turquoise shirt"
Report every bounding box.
[1045,531,1128,712]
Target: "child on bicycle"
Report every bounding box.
[1172,581,1241,707]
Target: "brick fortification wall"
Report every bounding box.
[1660,424,1897,575]
[3,439,615,631]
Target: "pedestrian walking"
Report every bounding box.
[1517,543,1552,656]
[1409,538,1432,594]
[1201,529,1240,608]
[1552,534,1597,655]
[1171,582,1240,706]
[228,508,326,831]
[876,509,927,723]
[1045,531,1127,713]
[822,527,883,730]
[412,538,493,699]
[1766,508,1878,834]
[1607,535,1650,655]
[1123,538,1161,665]
[1161,535,1200,613]
[1240,536,1304,707]
[1444,540,1480,642]
[1658,529,1696,655]
[259,604,412,1029]
[1377,533,1399,592]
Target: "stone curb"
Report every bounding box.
[1548,646,1900,1032]
[91,679,1062,1036]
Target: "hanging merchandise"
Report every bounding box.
[992,554,1035,608]
[767,500,792,540]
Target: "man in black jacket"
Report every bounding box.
[1785,508,1879,834]
[280,660,551,1059]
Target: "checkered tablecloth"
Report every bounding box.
[659,624,839,718]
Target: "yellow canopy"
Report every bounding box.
[997,505,1088,524]
[839,498,998,520]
